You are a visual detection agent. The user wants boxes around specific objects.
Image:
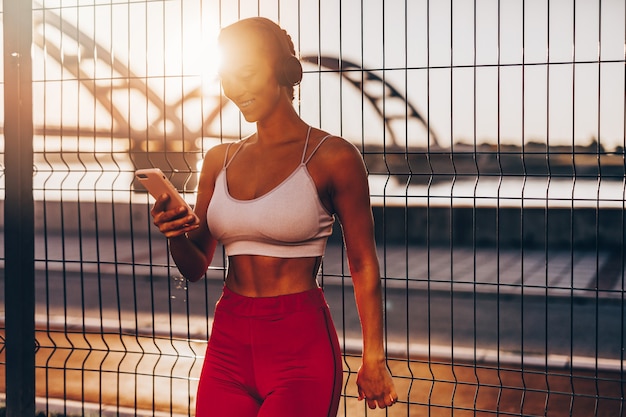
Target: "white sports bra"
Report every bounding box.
[206,128,335,258]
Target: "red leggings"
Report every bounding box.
[195,286,343,417]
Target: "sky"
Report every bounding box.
[27,0,625,151]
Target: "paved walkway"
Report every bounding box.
[323,244,623,299]
[10,230,624,298]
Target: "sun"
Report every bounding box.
[198,24,222,83]
[200,16,221,81]
[179,10,222,84]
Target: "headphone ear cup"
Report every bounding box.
[278,56,303,86]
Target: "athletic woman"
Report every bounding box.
[150,17,397,416]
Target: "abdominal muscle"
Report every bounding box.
[225,255,323,297]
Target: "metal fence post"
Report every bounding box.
[3,0,35,416]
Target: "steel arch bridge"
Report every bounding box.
[30,10,437,153]
[300,55,439,149]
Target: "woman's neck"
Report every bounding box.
[255,104,308,144]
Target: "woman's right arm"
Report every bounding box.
[150,145,225,282]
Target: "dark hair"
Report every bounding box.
[219,17,302,100]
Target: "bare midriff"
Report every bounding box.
[225,255,323,297]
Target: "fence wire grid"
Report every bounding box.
[1,1,625,416]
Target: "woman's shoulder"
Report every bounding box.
[204,139,247,165]
[314,131,364,164]
[198,140,241,183]
[307,131,367,187]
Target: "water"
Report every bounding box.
[369,174,625,208]
[1,158,623,209]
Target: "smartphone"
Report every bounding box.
[135,168,193,212]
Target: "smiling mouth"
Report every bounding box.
[239,99,254,108]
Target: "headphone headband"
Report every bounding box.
[241,17,303,87]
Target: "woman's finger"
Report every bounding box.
[151,193,170,216]
[385,393,397,407]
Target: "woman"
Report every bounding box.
[150,17,397,416]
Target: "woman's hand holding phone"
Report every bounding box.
[135,168,200,238]
[150,193,200,238]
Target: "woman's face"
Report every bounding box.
[218,27,284,123]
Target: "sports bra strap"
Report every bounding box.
[223,140,246,169]
[300,126,313,164]
[224,129,331,168]
[303,134,333,165]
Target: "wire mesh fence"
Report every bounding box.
[1,1,625,416]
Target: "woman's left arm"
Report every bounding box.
[324,138,398,409]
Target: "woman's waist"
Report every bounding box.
[225,254,321,296]
[216,284,328,317]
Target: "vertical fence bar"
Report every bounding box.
[3,0,34,416]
